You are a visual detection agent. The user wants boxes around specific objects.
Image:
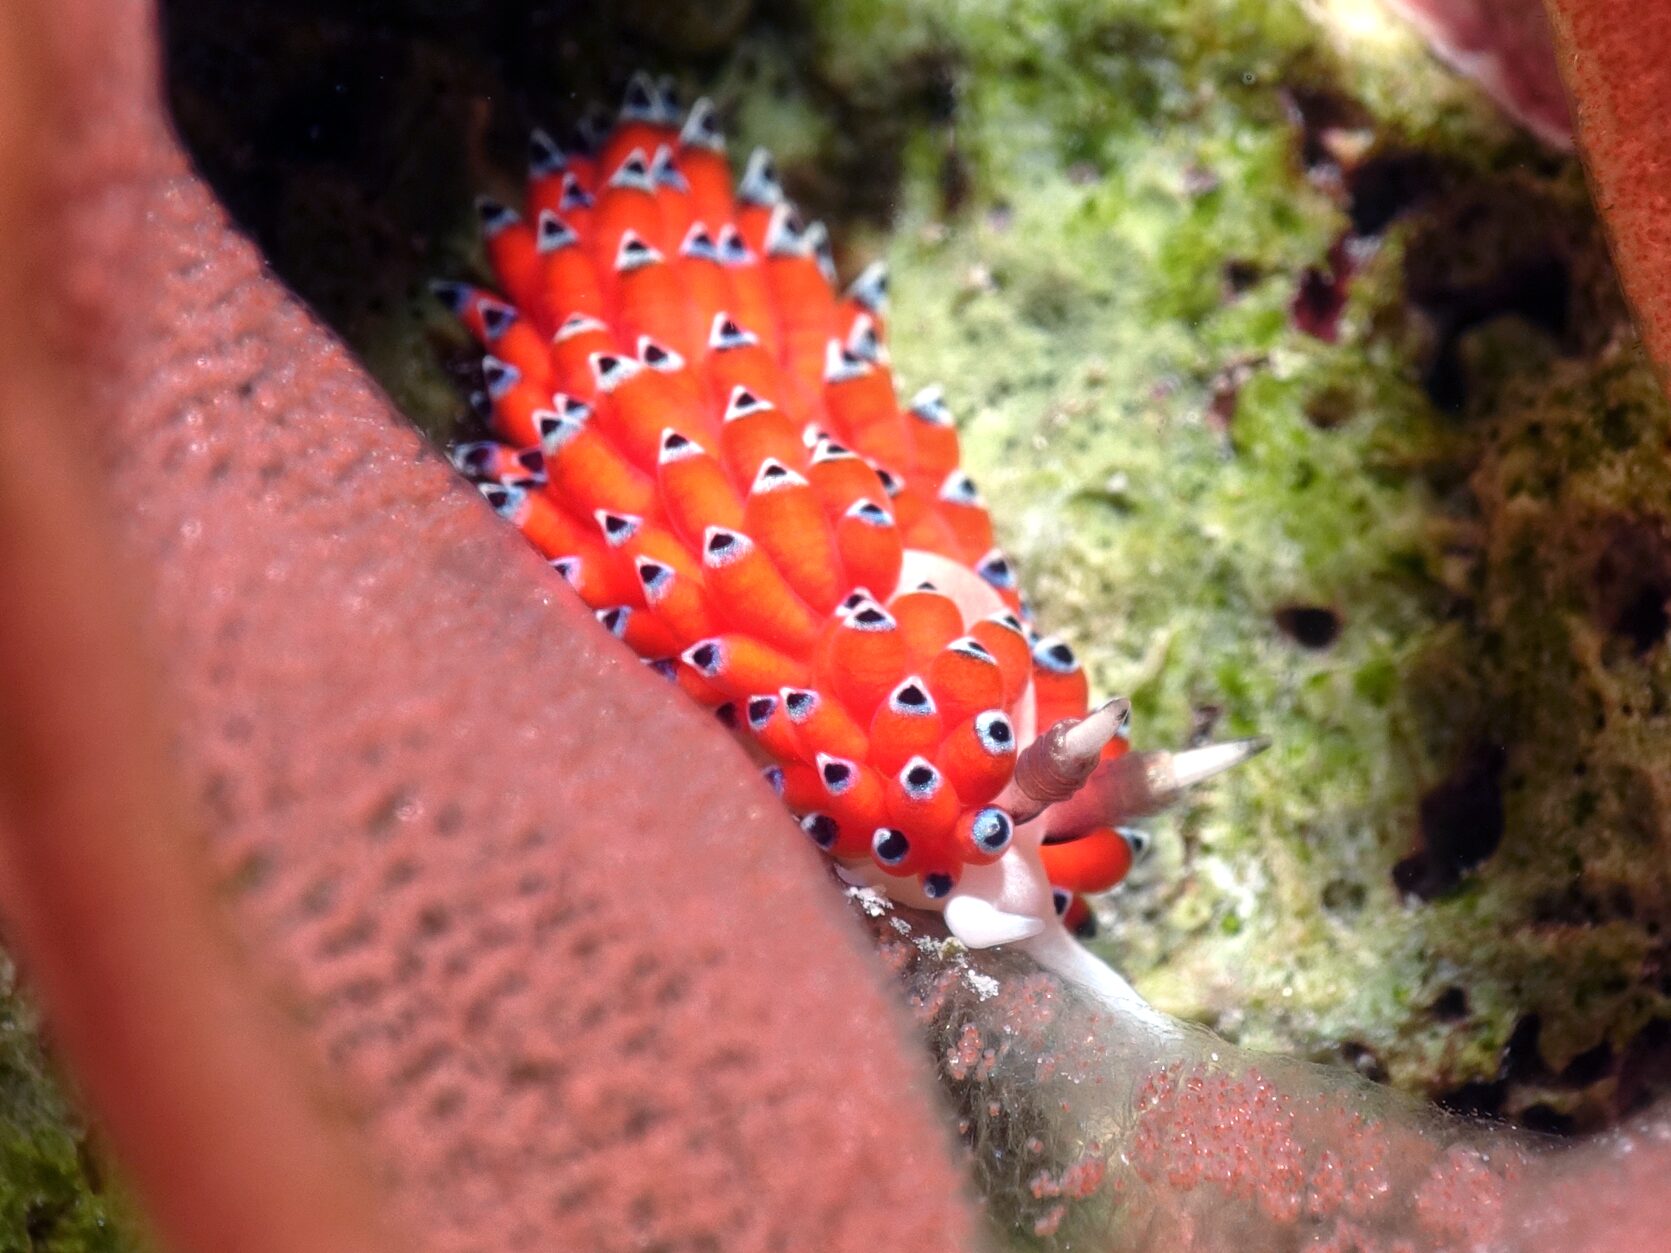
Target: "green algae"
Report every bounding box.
[0,964,141,1252]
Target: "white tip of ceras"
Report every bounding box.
[738,147,783,207]
[428,279,471,316]
[649,144,689,193]
[679,97,725,152]
[448,441,497,479]
[909,384,954,427]
[763,202,808,258]
[614,230,664,273]
[681,222,721,262]
[722,386,772,422]
[528,127,566,178]
[845,314,889,365]
[477,299,518,342]
[636,336,685,373]
[536,210,579,254]
[480,355,521,400]
[474,196,519,238]
[802,220,837,284]
[588,352,643,392]
[845,259,889,315]
[657,428,703,464]
[478,481,527,522]
[653,75,683,125]
[750,458,807,494]
[823,338,871,384]
[708,313,759,352]
[608,147,657,194]
[702,526,753,568]
[620,70,660,123]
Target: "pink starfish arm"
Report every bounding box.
[0,0,978,1249]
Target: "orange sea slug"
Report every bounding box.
[437,73,1265,975]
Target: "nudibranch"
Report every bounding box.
[435,73,1263,976]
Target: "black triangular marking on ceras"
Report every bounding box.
[710,316,755,351]
[449,441,495,478]
[681,224,720,262]
[599,512,638,544]
[428,280,470,315]
[649,145,689,193]
[784,689,817,720]
[479,301,517,342]
[738,148,782,206]
[705,528,743,562]
[801,814,839,849]
[559,173,594,213]
[890,680,933,715]
[716,225,753,266]
[873,828,910,864]
[653,75,682,125]
[528,127,566,178]
[820,759,853,789]
[972,809,1013,853]
[636,559,672,597]
[474,196,518,237]
[614,232,661,273]
[753,460,794,493]
[977,551,1016,588]
[845,260,889,313]
[610,150,655,194]
[481,357,520,400]
[1031,636,1078,672]
[479,482,517,515]
[746,696,778,729]
[680,98,725,152]
[979,714,1013,747]
[621,71,658,121]
[537,211,579,254]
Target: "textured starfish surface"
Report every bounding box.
[1548,0,1671,385]
[0,0,978,1249]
